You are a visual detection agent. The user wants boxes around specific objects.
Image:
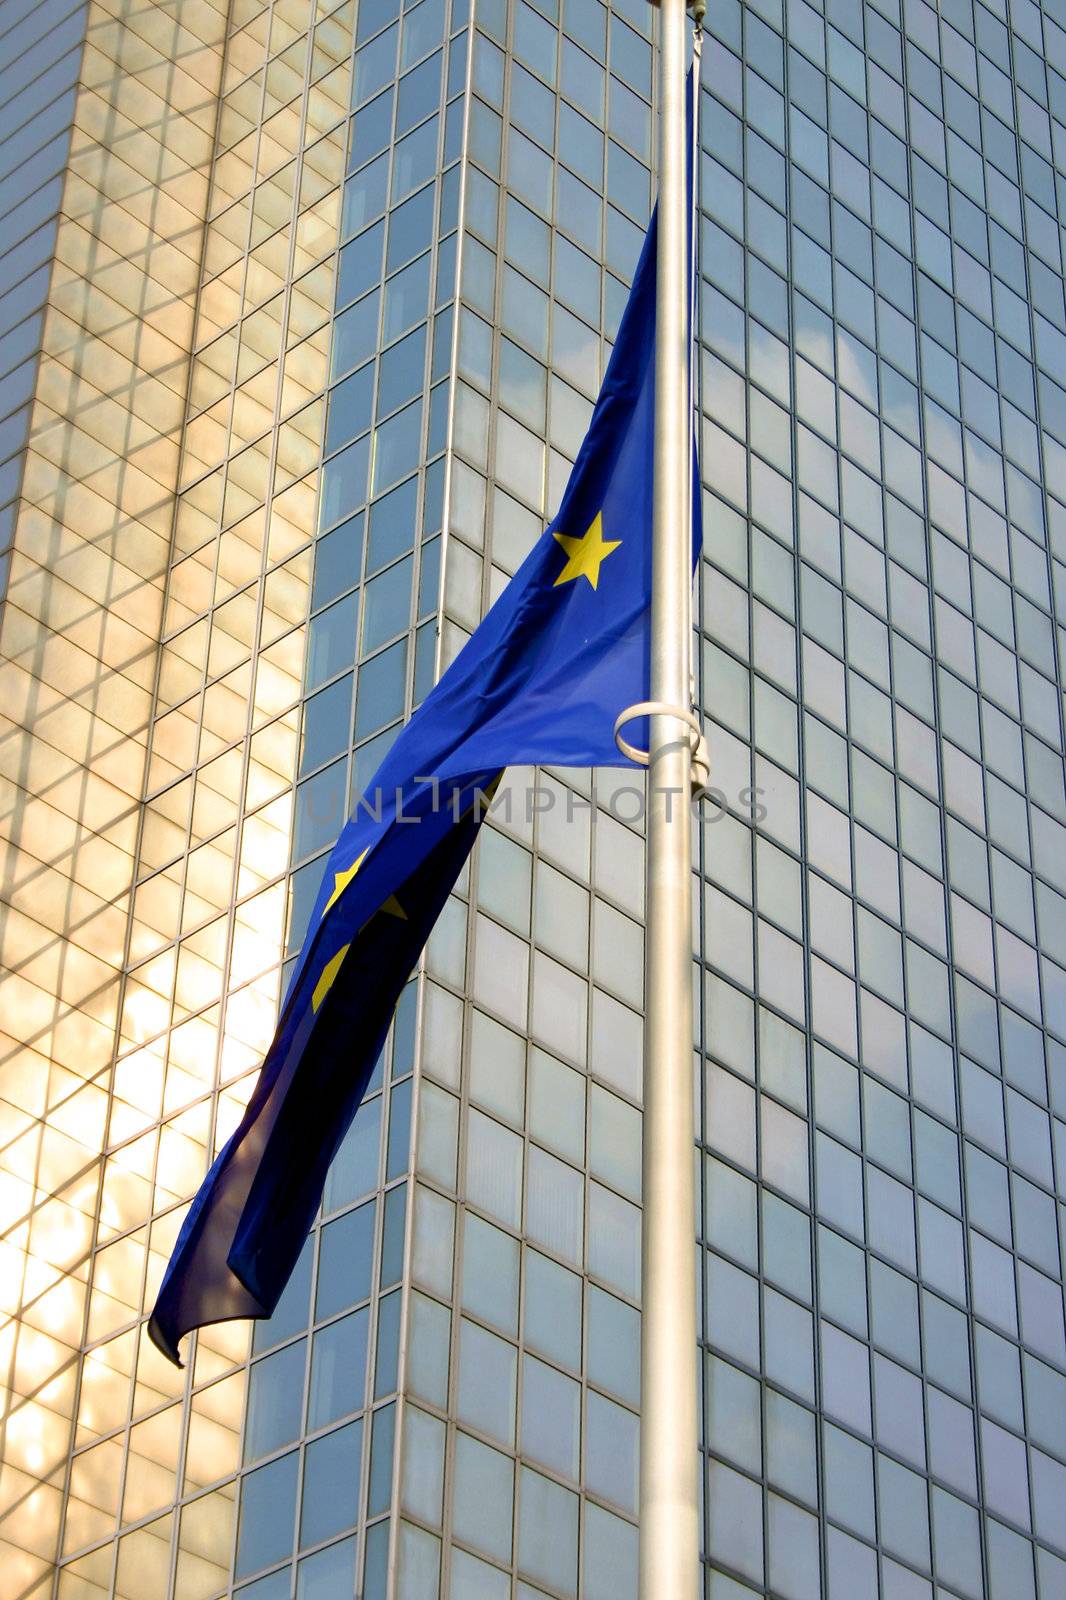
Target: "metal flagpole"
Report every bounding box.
[640,1,700,1595]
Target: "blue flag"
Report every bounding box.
[150,164,700,1363]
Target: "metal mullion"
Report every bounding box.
[313,1119,387,1590]
[994,16,1066,1579]
[388,964,446,1574]
[436,16,511,1498]
[766,20,840,1596]
[365,964,421,1560]
[218,2,352,1589]
[890,30,996,1595]
[282,1194,327,1587]
[691,69,717,1567]
[313,18,410,833]
[352,1122,394,1594]
[829,183,888,1591]
[396,98,449,721]
[437,972,477,1593]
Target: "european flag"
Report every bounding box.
[150,166,700,1362]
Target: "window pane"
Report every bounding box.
[325,1096,382,1212]
[378,324,427,417]
[236,1452,298,1578]
[296,1537,357,1600]
[338,221,384,305]
[301,677,353,778]
[523,1248,582,1370]
[317,1202,376,1320]
[307,593,358,690]
[585,1391,638,1514]
[521,1354,580,1478]
[367,476,418,574]
[457,1318,517,1445]
[360,555,412,657]
[372,398,423,494]
[518,1466,578,1596]
[294,760,347,861]
[587,1182,639,1297]
[467,1107,523,1229]
[332,291,380,380]
[299,1420,363,1548]
[383,254,431,342]
[587,1286,640,1405]
[313,513,364,609]
[355,637,407,738]
[326,364,374,456]
[453,1432,514,1565]
[526,1145,583,1264]
[309,1308,369,1430]
[244,1342,306,1462]
[320,437,371,533]
[462,1212,520,1336]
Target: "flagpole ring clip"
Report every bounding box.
[614,702,711,795]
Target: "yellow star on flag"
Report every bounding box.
[322,848,370,918]
[552,511,621,590]
[322,845,408,924]
[313,841,410,1013]
[313,943,350,1012]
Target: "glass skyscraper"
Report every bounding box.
[2,0,1066,1596]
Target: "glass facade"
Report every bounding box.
[1,0,1065,1597]
[696,0,1066,1592]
